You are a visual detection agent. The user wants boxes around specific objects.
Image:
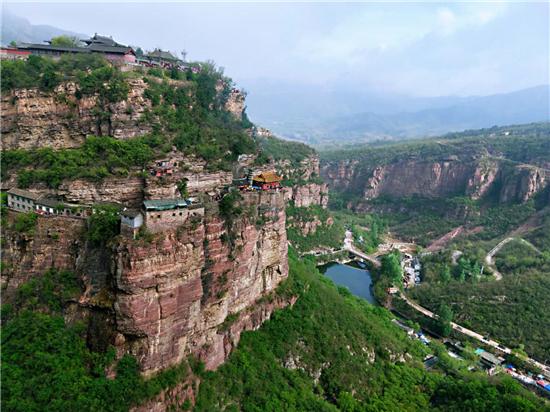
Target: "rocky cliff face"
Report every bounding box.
[321,157,549,204]
[224,89,245,121]
[1,190,289,378]
[284,183,329,208]
[1,79,152,150]
[1,213,86,295]
[113,191,288,374]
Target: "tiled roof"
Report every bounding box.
[143,198,188,211]
[147,49,180,61]
[18,43,88,53]
[122,208,142,218]
[252,171,282,183]
[7,188,41,200]
[37,197,62,208]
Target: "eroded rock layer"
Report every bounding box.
[321,157,548,204]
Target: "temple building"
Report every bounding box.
[120,209,144,239]
[251,171,282,190]
[142,198,189,233]
[141,49,183,68]
[12,34,135,63]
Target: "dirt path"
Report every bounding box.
[485,237,514,280]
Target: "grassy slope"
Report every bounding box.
[194,251,547,411]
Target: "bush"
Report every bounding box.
[13,212,38,233]
[3,135,155,188]
[87,204,120,246]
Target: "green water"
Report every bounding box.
[320,262,377,305]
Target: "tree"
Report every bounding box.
[380,252,402,285]
[87,204,120,245]
[177,179,189,198]
[50,35,81,47]
[440,265,451,283]
[437,304,453,337]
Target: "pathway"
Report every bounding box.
[485,237,543,281]
[398,292,550,376]
[343,230,381,267]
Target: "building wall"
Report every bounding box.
[145,208,189,234]
[35,204,55,214]
[7,194,36,213]
[0,49,30,60]
[121,213,143,229]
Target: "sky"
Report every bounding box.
[2,1,549,98]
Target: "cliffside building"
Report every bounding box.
[12,34,136,63]
[143,198,189,233]
[7,188,40,213]
[6,188,89,217]
[121,209,144,239]
[252,171,282,190]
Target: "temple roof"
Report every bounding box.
[252,171,282,183]
[146,49,180,62]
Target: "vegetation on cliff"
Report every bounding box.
[1,268,190,412]
[3,135,155,188]
[2,247,547,411]
[194,250,547,411]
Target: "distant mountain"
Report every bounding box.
[246,83,550,146]
[1,10,85,45]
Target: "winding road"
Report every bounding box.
[398,292,550,376]
[485,237,543,281]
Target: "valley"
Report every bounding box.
[1,46,549,412]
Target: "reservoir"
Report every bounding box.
[320,262,377,305]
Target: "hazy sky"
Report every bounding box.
[3,1,549,97]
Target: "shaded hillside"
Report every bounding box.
[250,85,550,145]
[1,10,86,45]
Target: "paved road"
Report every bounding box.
[343,230,381,267]
[485,237,515,280]
[485,237,543,281]
[398,292,550,376]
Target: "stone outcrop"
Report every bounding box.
[1,212,86,295]
[224,89,245,121]
[499,166,547,203]
[284,183,329,208]
[465,159,500,200]
[1,79,152,150]
[58,176,145,208]
[321,157,549,204]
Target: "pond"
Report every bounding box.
[320,262,378,305]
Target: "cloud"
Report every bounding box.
[437,8,457,35]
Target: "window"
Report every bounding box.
[172,213,176,216]
[157,214,161,218]
[179,212,182,216]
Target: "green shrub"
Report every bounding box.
[87,204,120,246]
[13,212,38,233]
